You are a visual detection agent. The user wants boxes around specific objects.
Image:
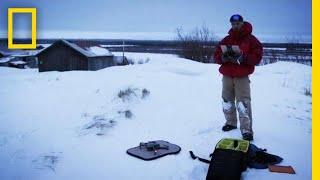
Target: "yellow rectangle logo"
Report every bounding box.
[8,8,37,49]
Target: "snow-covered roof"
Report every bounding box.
[26,44,52,56]
[86,46,113,56]
[9,60,27,65]
[37,44,51,48]
[61,39,97,57]
[0,57,14,63]
[37,40,114,58]
[0,49,26,56]
[11,54,33,57]
[26,50,42,56]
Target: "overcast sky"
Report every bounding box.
[0,0,312,42]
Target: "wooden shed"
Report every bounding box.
[36,40,116,72]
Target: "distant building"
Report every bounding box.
[0,57,13,67]
[0,49,37,69]
[36,39,127,72]
[0,50,17,57]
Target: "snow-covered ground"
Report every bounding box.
[0,53,311,180]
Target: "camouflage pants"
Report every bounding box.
[222,75,253,134]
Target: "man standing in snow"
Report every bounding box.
[214,14,263,141]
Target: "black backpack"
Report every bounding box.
[190,138,283,180]
[190,138,249,180]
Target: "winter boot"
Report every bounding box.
[242,133,253,141]
[222,124,237,132]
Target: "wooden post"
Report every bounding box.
[122,40,125,61]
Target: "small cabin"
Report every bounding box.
[36,40,126,72]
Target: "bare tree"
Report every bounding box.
[284,36,311,65]
[176,24,216,63]
[285,36,301,52]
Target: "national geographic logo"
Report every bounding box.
[7,8,37,49]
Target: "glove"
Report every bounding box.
[222,49,235,63]
[222,53,243,64]
[221,54,232,63]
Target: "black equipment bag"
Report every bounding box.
[190,138,250,180]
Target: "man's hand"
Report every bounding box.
[233,54,244,64]
[221,53,243,64]
[221,53,233,63]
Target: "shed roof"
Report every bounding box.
[37,39,114,58]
